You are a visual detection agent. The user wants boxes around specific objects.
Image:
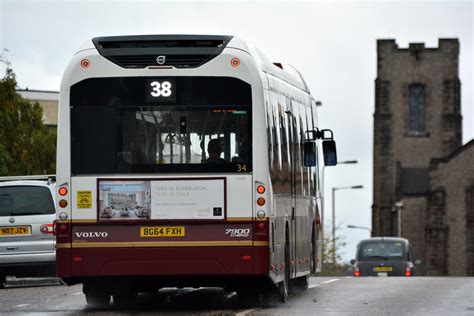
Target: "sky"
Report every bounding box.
[0,0,473,262]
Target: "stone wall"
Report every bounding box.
[428,142,474,275]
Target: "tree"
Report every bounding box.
[0,57,56,176]
[320,224,353,276]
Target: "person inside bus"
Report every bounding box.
[205,139,226,163]
[231,142,249,163]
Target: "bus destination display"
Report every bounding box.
[145,78,176,103]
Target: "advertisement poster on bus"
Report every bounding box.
[98,179,225,220]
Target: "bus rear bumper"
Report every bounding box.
[57,246,269,284]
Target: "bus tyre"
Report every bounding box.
[290,274,309,292]
[238,289,262,307]
[311,228,317,274]
[83,285,111,307]
[113,289,138,307]
[279,239,290,303]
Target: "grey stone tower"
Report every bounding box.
[372,39,462,274]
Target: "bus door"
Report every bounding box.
[286,97,297,277]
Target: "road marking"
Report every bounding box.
[321,278,340,284]
[309,284,319,289]
[236,308,261,316]
[12,304,30,308]
[72,292,83,296]
[344,276,352,279]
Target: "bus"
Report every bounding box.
[54,35,337,306]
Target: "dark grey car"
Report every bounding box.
[351,237,421,277]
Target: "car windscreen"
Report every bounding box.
[70,76,252,174]
[0,186,55,216]
[358,241,407,261]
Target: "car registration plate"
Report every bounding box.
[373,266,393,272]
[140,226,185,237]
[0,226,31,236]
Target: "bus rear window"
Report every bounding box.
[70,77,252,174]
[0,186,55,216]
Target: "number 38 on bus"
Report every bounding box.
[54,35,338,306]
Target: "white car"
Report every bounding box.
[0,177,56,288]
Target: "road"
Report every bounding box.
[1,276,473,315]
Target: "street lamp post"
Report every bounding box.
[331,185,364,264]
[321,160,358,229]
[347,224,372,234]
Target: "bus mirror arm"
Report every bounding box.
[304,129,337,167]
[304,128,334,141]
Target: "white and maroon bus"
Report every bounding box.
[54,35,337,306]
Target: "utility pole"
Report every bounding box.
[331,185,363,264]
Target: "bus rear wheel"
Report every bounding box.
[311,227,317,274]
[83,284,111,307]
[85,291,111,307]
[237,289,263,307]
[113,288,138,307]
[290,274,309,292]
[279,238,290,302]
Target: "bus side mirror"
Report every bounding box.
[322,140,337,166]
[303,141,316,167]
[350,259,356,265]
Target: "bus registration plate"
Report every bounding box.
[140,226,185,237]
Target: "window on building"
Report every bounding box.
[408,84,425,133]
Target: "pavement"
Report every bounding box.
[4,276,61,287]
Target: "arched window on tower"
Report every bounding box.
[408,84,425,134]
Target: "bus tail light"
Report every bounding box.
[253,219,268,239]
[54,220,72,244]
[405,265,412,277]
[255,182,267,219]
[58,187,68,196]
[59,199,68,208]
[58,224,68,233]
[57,183,69,210]
[54,221,69,234]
